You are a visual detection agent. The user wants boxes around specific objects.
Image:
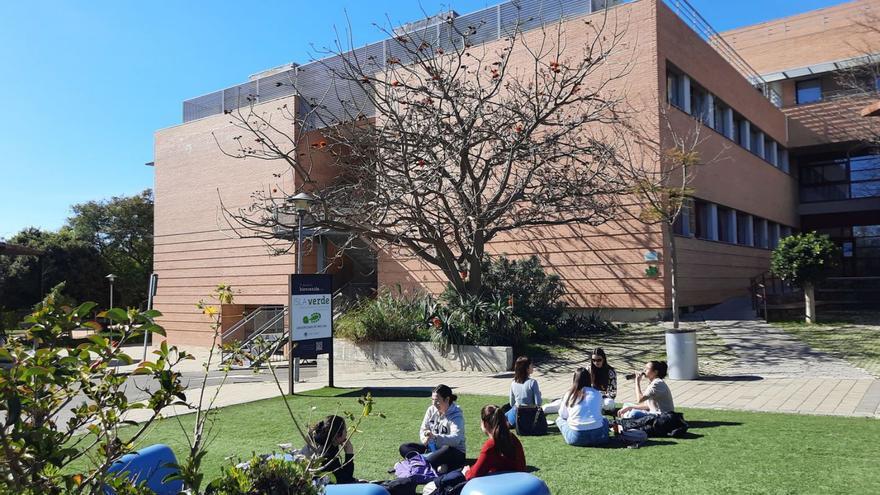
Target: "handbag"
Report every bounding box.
[392,452,438,484]
[515,405,548,436]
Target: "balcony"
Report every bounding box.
[784,90,880,147]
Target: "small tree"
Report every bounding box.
[771,232,840,323]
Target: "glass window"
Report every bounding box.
[667,70,682,108]
[694,200,709,239]
[749,127,761,155]
[796,78,822,104]
[717,207,734,243]
[768,222,780,249]
[713,100,725,133]
[852,181,880,198]
[736,212,750,245]
[732,115,742,143]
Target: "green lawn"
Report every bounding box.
[100,388,879,495]
[775,316,880,377]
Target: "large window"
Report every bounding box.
[800,153,880,202]
[694,200,710,240]
[796,78,822,105]
[667,69,682,108]
[717,207,734,243]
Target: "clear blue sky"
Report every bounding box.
[0,0,843,239]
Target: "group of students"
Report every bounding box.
[507,349,675,447]
[300,348,676,493]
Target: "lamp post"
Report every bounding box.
[286,192,314,394]
[105,273,117,309]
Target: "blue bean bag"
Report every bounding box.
[106,444,182,495]
[326,484,390,494]
[462,472,550,495]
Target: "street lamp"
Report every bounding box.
[285,191,314,394]
[105,273,117,308]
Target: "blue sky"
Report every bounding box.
[0,0,843,239]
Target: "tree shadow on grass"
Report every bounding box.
[334,387,435,398]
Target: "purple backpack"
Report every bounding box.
[393,452,437,484]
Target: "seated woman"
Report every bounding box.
[426,404,527,495]
[399,384,466,472]
[589,347,618,413]
[301,415,356,484]
[617,360,675,419]
[506,356,542,426]
[555,367,610,447]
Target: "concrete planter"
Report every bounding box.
[333,338,513,373]
[665,330,698,380]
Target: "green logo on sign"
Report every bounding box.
[303,312,321,324]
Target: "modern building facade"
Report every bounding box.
[153,0,879,346]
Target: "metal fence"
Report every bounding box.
[182,0,607,123]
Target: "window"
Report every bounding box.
[732,115,742,144]
[736,212,751,245]
[667,70,682,108]
[800,153,880,202]
[694,200,710,240]
[753,219,767,248]
[796,78,822,104]
[717,207,734,243]
[763,137,775,163]
[749,127,761,156]
[712,99,727,134]
[768,222,780,249]
[690,84,710,125]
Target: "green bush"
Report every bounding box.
[435,293,532,348]
[771,232,840,287]
[334,290,433,343]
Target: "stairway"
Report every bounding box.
[220,306,288,367]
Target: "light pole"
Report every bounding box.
[105,273,117,309]
[286,192,314,394]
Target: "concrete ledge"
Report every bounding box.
[333,339,513,372]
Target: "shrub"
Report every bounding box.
[435,293,533,349]
[771,232,839,287]
[557,311,620,337]
[335,289,433,343]
[446,256,567,331]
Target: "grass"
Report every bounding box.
[87,388,880,494]
[525,323,737,376]
[775,314,880,378]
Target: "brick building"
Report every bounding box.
[153,0,879,346]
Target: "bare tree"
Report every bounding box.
[217,9,637,298]
[622,107,726,329]
[830,10,880,142]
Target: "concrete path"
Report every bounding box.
[120,317,880,422]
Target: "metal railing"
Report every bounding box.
[663,0,782,107]
[221,306,288,366]
[182,0,608,123]
[749,271,798,321]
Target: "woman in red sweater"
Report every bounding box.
[426,404,527,495]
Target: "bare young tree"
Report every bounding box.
[621,107,726,329]
[217,9,637,298]
[830,10,880,142]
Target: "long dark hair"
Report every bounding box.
[310,415,346,455]
[590,347,613,391]
[566,367,592,407]
[434,384,458,403]
[481,404,514,457]
[513,356,531,384]
[648,360,668,379]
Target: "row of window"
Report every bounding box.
[673,198,793,250]
[795,75,880,105]
[799,153,880,202]
[666,64,790,173]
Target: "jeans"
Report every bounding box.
[506,406,518,426]
[399,443,466,471]
[555,417,610,446]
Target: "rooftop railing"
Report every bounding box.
[181,0,782,124]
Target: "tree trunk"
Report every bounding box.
[804,282,816,324]
[667,224,680,330]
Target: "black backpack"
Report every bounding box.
[515,405,548,436]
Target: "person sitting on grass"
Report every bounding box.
[617,360,675,419]
[506,356,542,426]
[424,404,527,495]
[555,367,610,447]
[399,384,466,473]
[589,347,618,413]
[301,415,356,484]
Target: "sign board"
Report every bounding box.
[289,274,333,358]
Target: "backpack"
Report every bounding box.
[515,405,548,436]
[393,452,437,484]
[619,412,689,438]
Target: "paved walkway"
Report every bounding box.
[121,317,880,422]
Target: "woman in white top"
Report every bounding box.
[555,367,610,446]
[617,360,675,419]
[506,356,542,426]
